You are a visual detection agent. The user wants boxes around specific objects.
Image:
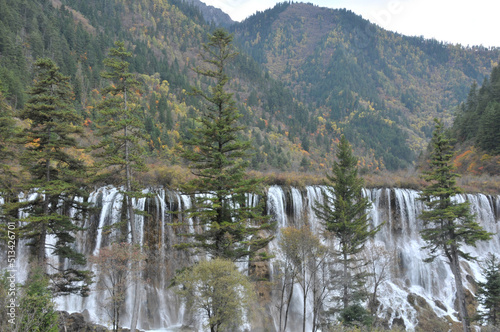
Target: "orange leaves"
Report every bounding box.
[25,137,41,149]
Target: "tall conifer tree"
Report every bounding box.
[476,253,500,327]
[93,41,147,332]
[419,119,492,332]
[314,135,381,311]
[177,28,273,261]
[93,41,147,243]
[17,58,92,296]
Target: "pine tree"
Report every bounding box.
[476,253,500,327]
[418,119,492,332]
[177,28,273,261]
[17,58,92,296]
[314,135,381,311]
[93,41,147,332]
[93,41,147,242]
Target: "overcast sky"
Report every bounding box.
[202,0,500,47]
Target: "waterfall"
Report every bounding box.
[1,186,498,331]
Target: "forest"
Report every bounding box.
[1,0,500,331]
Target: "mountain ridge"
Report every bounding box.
[0,0,499,173]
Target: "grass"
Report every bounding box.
[136,161,500,196]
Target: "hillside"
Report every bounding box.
[232,2,500,169]
[0,0,499,174]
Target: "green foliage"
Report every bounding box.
[314,135,381,310]
[174,258,256,332]
[339,304,373,328]
[0,84,18,195]
[476,253,500,327]
[93,41,148,245]
[16,58,92,296]
[419,119,492,262]
[177,28,273,261]
[0,0,499,174]
[453,66,500,156]
[94,41,147,181]
[419,119,492,332]
[18,265,59,332]
[477,101,500,154]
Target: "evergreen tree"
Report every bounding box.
[476,253,500,327]
[177,28,273,261]
[93,41,147,332]
[476,101,500,154]
[0,80,18,197]
[418,119,492,332]
[17,58,92,296]
[313,135,381,311]
[93,41,147,242]
[18,264,59,332]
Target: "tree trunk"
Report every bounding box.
[450,246,470,332]
[123,88,140,332]
[343,251,349,310]
[283,275,294,332]
[302,286,306,332]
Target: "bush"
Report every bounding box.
[340,304,373,328]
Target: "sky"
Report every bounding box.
[202,0,500,47]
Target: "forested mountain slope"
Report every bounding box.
[1,0,499,174]
[232,2,500,169]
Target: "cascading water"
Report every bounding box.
[2,186,499,331]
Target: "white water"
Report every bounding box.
[2,186,499,331]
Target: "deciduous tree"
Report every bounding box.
[90,243,146,332]
[174,258,256,332]
[277,226,328,332]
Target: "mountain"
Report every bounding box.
[183,0,234,27]
[0,0,499,174]
[231,2,500,169]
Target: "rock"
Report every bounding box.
[434,299,447,311]
[406,294,450,331]
[58,311,108,332]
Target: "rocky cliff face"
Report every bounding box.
[183,0,234,27]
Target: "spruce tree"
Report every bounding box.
[93,41,147,243]
[419,119,492,332]
[476,253,500,327]
[177,28,273,261]
[93,41,147,332]
[314,135,381,311]
[17,58,92,296]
